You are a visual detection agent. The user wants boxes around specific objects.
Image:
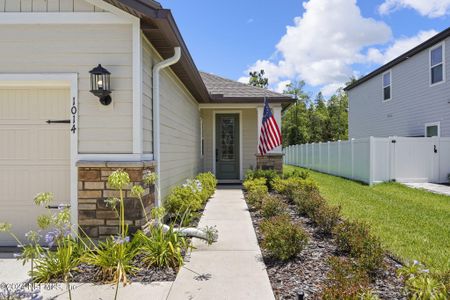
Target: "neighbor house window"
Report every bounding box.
[382,71,391,101]
[425,122,440,137]
[430,44,444,85]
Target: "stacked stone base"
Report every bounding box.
[77,161,155,239]
[256,153,284,174]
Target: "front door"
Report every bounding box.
[216,114,239,180]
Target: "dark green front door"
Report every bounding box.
[216,114,239,180]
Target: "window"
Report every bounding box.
[425,122,440,137]
[430,44,444,85]
[382,71,391,101]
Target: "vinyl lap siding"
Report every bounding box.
[0,24,133,153]
[160,71,201,200]
[349,37,450,138]
[0,0,104,12]
[142,36,153,154]
[242,109,257,171]
[201,109,213,173]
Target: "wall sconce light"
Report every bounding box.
[89,64,112,105]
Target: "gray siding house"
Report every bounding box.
[346,27,450,139]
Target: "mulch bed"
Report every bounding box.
[65,254,178,283]
[247,193,406,300]
[64,208,208,283]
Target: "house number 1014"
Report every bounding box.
[71,97,77,134]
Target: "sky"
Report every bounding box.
[159,0,450,98]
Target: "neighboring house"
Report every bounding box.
[0,0,293,245]
[345,27,450,139]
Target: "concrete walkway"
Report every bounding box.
[404,182,450,196]
[167,186,275,300]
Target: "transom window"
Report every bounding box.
[430,44,444,85]
[382,71,391,101]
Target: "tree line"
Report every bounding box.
[249,70,351,147]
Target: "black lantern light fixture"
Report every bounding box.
[89,64,112,105]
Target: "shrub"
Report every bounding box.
[284,168,310,180]
[293,189,325,218]
[398,261,449,300]
[196,172,217,200]
[246,184,268,209]
[321,256,374,300]
[134,227,191,269]
[312,203,341,235]
[164,185,203,216]
[334,220,385,275]
[244,169,280,190]
[272,177,318,200]
[243,178,267,191]
[261,195,288,219]
[260,215,308,261]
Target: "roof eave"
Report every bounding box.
[104,0,211,103]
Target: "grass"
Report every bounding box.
[284,165,450,273]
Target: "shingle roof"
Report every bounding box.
[200,71,293,103]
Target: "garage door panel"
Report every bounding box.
[0,129,30,159]
[30,167,71,204]
[0,168,30,202]
[0,89,31,121]
[0,88,70,246]
[36,89,70,120]
[36,128,70,160]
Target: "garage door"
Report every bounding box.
[0,88,70,246]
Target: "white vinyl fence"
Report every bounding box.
[283,137,450,185]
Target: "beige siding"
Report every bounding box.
[242,109,258,170]
[142,36,153,154]
[201,109,214,172]
[0,24,133,153]
[201,108,258,176]
[0,0,104,12]
[160,70,201,200]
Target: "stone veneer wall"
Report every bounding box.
[256,153,283,174]
[77,161,156,239]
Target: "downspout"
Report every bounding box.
[152,47,181,207]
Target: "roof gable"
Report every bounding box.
[345,26,450,91]
[200,72,294,104]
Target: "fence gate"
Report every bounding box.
[390,137,440,183]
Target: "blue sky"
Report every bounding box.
[159,0,449,98]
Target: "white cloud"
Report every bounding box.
[242,0,391,95]
[366,30,438,64]
[247,18,254,24]
[274,80,292,93]
[379,0,450,17]
[238,76,249,84]
[321,82,344,97]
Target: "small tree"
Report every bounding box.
[248,70,269,89]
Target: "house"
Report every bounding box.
[0,0,293,245]
[345,27,450,139]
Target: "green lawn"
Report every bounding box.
[284,165,450,273]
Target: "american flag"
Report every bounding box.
[258,98,282,155]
